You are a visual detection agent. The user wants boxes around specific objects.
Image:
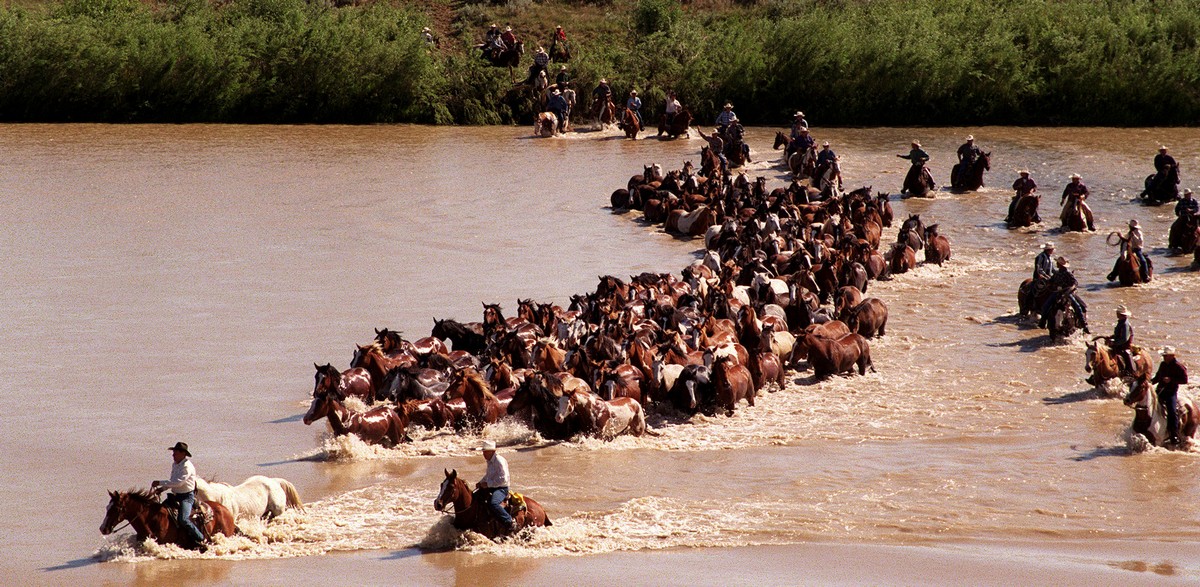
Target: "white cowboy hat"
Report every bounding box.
[490,23,497,27]
[555,25,563,29]
[477,440,496,451]
[422,27,430,32]
[505,26,512,31]
[560,65,567,70]
[794,111,805,117]
[1129,219,1140,228]
[599,78,607,83]
[1056,256,1069,267]
[1160,145,1168,150]
[822,141,830,146]
[1069,173,1082,179]
[723,102,733,108]
[1116,305,1131,316]
[911,140,921,146]
[630,90,637,94]
[1043,242,1055,250]
[1019,169,1030,175]
[1161,346,1176,356]
[966,135,974,141]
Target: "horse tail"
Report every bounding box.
[279,479,305,512]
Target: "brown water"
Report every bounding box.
[6,123,1200,585]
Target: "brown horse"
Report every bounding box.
[1085,341,1152,389]
[1017,278,1052,318]
[950,151,990,192]
[658,107,692,139]
[595,362,646,403]
[886,243,917,275]
[845,298,888,338]
[304,391,410,446]
[923,224,952,265]
[591,97,616,126]
[351,342,415,401]
[1007,194,1041,228]
[448,367,505,428]
[1061,199,1088,232]
[101,489,237,549]
[1169,212,1200,253]
[1112,250,1152,286]
[397,398,456,430]
[434,469,552,540]
[1124,377,1198,449]
[507,372,578,440]
[807,333,873,379]
[789,320,852,364]
[313,363,373,403]
[711,354,754,415]
[619,107,641,139]
[748,342,785,392]
[556,389,647,439]
[665,204,719,237]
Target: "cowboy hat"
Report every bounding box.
[794,111,805,117]
[1129,219,1140,228]
[422,27,430,32]
[505,26,512,31]
[1043,242,1055,250]
[1161,346,1176,356]
[560,65,567,70]
[1185,188,1194,196]
[555,25,563,29]
[1055,256,1069,267]
[1116,305,1131,316]
[1160,145,1168,151]
[822,141,830,146]
[1069,173,1082,179]
[966,135,974,141]
[1019,169,1030,175]
[168,441,191,456]
[599,78,607,83]
[911,140,921,146]
[477,440,497,451]
[630,90,637,94]
[723,102,733,108]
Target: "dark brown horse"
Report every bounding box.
[432,318,487,355]
[845,298,888,338]
[350,343,415,401]
[1007,194,1041,228]
[434,469,551,540]
[711,354,754,415]
[806,333,873,379]
[101,489,237,549]
[1168,212,1200,253]
[886,243,917,275]
[448,367,504,428]
[396,398,455,430]
[950,151,990,191]
[1112,249,1152,286]
[595,362,646,403]
[923,224,952,265]
[507,372,577,440]
[304,391,410,446]
[789,320,851,364]
[619,107,641,139]
[312,363,373,403]
[658,107,692,139]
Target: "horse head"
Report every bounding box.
[100,490,127,535]
[303,391,333,425]
[555,391,578,423]
[434,469,460,512]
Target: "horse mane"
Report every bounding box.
[461,368,496,399]
[126,488,162,506]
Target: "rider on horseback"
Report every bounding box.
[1007,170,1039,223]
[898,140,934,195]
[151,441,208,551]
[521,46,550,86]
[482,24,504,58]
[698,128,728,176]
[1060,173,1096,231]
[547,89,568,133]
[664,91,680,127]
[625,90,643,127]
[790,127,815,159]
[1038,256,1089,333]
[715,102,737,136]
[560,82,576,131]
[1107,219,1149,282]
[1025,241,1055,310]
[789,111,809,146]
[473,440,516,531]
[1155,145,1180,182]
[1177,188,1198,218]
[1151,347,1188,446]
[500,26,518,49]
[1104,305,1135,375]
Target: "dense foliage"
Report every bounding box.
[1,0,1198,124]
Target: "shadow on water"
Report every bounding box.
[1069,444,1131,461]
[381,548,425,561]
[268,413,305,424]
[42,557,98,572]
[1043,387,1108,405]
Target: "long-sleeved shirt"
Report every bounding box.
[715,110,737,127]
[563,89,577,112]
[1110,320,1133,350]
[1176,197,1198,217]
[1033,251,1054,280]
[1125,228,1144,251]
[626,96,642,111]
[1062,182,1088,204]
[900,147,929,162]
[1013,177,1037,196]
[957,143,980,162]
[1155,153,1178,174]
[533,51,549,67]
[547,94,567,112]
[1152,359,1188,386]
[665,99,680,114]
[479,454,510,488]
[157,458,197,494]
[817,148,837,166]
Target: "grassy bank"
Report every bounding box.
[1,0,1198,125]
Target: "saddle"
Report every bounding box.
[165,498,213,542]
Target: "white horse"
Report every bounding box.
[534,111,559,137]
[195,475,304,521]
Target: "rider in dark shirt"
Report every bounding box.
[1176,189,1198,217]
[1038,257,1088,333]
[1151,347,1188,445]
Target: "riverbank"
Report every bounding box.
[1,0,1198,125]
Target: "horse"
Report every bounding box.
[101,489,237,549]
[448,367,504,428]
[902,162,936,197]
[845,298,888,338]
[1123,377,1198,449]
[592,97,616,127]
[194,476,303,521]
[657,107,692,139]
[886,243,917,275]
[1044,289,1082,339]
[534,111,558,137]
[950,151,990,191]
[665,204,719,237]
[507,372,577,440]
[397,398,456,430]
[379,365,450,403]
[747,340,785,392]
[312,363,373,403]
[1084,340,1152,390]
[806,332,873,379]
[1061,199,1088,232]
[1007,194,1041,228]
[923,224,952,265]
[1112,248,1152,286]
[711,354,754,415]
[432,318,487,355]
[790,145,817,182]
[303,390,410,446]
[619,107,641,139]
[483,41,524,82]
[789,320,851,364]
[1168,212,1200,254]
[556,389,647,439]
[1141,167,1180,205]
[434,469,551,540]
[594,362,646,404]
[818,157,843,198]
[1017,278,1053,318]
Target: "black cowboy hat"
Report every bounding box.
[168,441,191,456]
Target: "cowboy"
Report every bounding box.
[473,440,515,531]
[789,127,815,159]
[1007,170,1039,223]
[1155,145,1179,176]
[898,140,934,194]
[715,102,737,135]
[555,65,570,86]
[790,111,809,137]
[664,91,681,126]
[1105,305,1135,375]
[1151,346,1188,445]
[1176,188,1198,218]
[483,24,504,56]
[550,24,569,58]
[697,128,728,176]
[547,89,568,133]
[421,27,435,47]
[1060,173,1096,231]
[725,115,749,162]
[560,82,576,131]
[151,441,207,551]
[957,135,981,164]
[1039,256,1088,333]
[1026,242,1054,311]
[816,141,836,167]
[500,25,518,49]
[592,78,611,102]
[523,46,550,85]
[1107,219,1148,282]
[625,90,642,126]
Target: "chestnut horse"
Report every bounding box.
[886,243,917,275]
[1007,193,1041,228]
[304,391,410,446]
[711,354,754,415]
[1124,378,1198,449]
[434,469,551,540]
[1085,341,1152,390]
[101,489,237,548]
[447,367,505,428]
[351,343,416,401]
[950,151,990,192]
[658,107,692,139]
[313,363,373,403]
[845,298,888,338]
[507,372,577,440]
[807,333,873,379]
[619,107,641,139]
[556,390,647,439]
[923,224,951,265]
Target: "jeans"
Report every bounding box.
[1041,293,1086,326]
[1158,384,1181,441]
[165,491,206,545]
[475,487,513,526]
